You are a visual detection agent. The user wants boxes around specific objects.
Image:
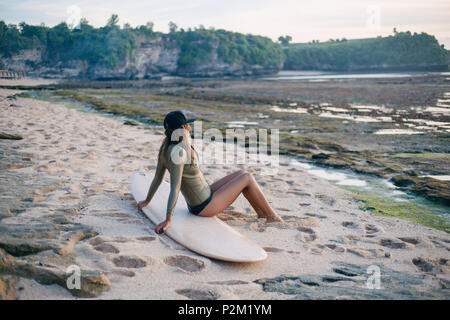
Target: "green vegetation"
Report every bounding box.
[352,191,449,233]
[3,16,446,74]
[284,30,449,70]
[0,16,283,72]
[171,27,284,70]
[0,18,137,68]
[278,35,292,46]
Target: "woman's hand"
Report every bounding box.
[155,218,172,235]
[137,200,149,212]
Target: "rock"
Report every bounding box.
[0,221,97,257]
[0,237,56,257]
[0,132,23,140]
[175,288,219,300]
[391,175,416,187]
[70,271,111,298]
[0,275,18,300]
[0,151,58,219]
[255,274,355,297]
[123,120,139,126]
[255,262,450,299]
[391,175,450,206]
[0,249,111,298]
[312,153,329,160]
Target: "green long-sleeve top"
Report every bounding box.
[144,143,212,216]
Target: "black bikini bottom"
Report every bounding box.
[187,191,213,215]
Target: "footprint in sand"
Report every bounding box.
[207,280,248,285]
[89,237,105,246]
[297,227,320,242]
[299,203,312,207]
[136,236,157,242]
[427,236,450,250]
[164,255,206,273]
[379,238,410,249]
[397,237,421,246]
[249,215,320,233]
[111,269,135,277]
[412,257,448,273]
[309,244,324,255]
[218,210,256,224]
[175,288,219,300]
[288,191,312,197]
[263,247,284,253]
[347,248,387,259]
[93,243,120,254]
[325,243,346,253]
[363,223,382,235]
[112,255,147,268]
[305,212,327,219]
[281,215,320,228]
[342,221,360,229]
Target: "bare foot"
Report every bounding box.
[265,213,283,223]
[255,208,283,222]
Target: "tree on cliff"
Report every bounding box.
[169,21,178,33]
[278,35,292,46]
[107,14,119,27]
[283,30,449,70]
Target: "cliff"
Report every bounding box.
[0,29,283,80]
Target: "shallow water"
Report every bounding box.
[262,71,427,81]
[289,158,449,221]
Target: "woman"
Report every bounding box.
[137,110,282,234]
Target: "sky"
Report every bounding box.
[1,0,450,48]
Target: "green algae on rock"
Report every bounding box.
[351,191,450,233]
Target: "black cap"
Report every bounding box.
[163,111,195,130]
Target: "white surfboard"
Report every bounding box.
[131,172,267,262]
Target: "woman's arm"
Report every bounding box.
[155,146,186,234]
[138,156,166,212]
[165,156,184,219]
[145,156,166,202]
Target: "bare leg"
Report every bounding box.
[209,170,267,218]
[199,171,282,222]
[210,170,246,192]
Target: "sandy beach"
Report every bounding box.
[0,84,449,300]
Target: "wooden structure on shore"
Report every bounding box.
[0,70,26,79]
